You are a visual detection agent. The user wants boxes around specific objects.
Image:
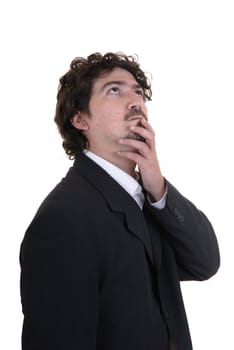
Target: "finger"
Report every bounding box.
[140,118,155,133]
[118,138,149,157]
[129,125,154,144]
[140,119,156,147]
[117,150,144,164]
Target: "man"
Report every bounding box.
[20,52,220,350]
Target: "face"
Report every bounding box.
[72,67,148,161]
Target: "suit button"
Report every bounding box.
[173,207,184,222]
[164,311,170,320]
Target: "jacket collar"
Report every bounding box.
[84,150,144,208]
[73,153,154,265]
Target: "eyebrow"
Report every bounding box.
[100,80,143,92]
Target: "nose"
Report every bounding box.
[126,105,147,121]
[127,94,143,111]
[129,103,139,110]
[126,90,147,119]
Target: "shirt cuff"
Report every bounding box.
[147,186,168,210]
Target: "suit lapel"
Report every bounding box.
[73,154,154,265]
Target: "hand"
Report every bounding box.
[118,118,166,202]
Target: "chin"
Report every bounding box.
[120,145,139,153]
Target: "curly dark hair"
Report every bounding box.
[54,52,152,159]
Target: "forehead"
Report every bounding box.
[92,67,138,92]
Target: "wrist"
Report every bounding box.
[147,177,166,202]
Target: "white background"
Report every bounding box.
[0,0,233,349]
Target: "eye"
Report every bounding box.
[135,89,144,96]
[108,86,120,94]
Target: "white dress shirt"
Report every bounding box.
[85,150,167,210]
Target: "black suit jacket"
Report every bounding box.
[20,154,220,350]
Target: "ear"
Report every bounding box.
[71,112,89,131]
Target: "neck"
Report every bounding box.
[111,154,137,178]
[88,149,136,178]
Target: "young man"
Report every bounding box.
[20,52,220,350]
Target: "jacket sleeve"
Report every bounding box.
[149,180,220,281]
[20,205,99,350]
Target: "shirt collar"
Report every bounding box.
[84,150,143,205]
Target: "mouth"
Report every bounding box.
[128,116,147,123]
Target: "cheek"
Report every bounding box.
[142,105,148,118]
[111,112,121,123]
[89,100,123,128]
[102,111,122,125]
